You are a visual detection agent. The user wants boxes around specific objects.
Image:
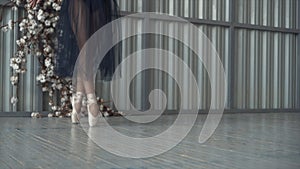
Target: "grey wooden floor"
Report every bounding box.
[0,113,300,169]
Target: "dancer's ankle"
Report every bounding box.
[87,93,99,117]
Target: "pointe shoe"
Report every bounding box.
[71,92,84,124]
[87,94,100,127]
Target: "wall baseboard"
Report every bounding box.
[0,109,299,117]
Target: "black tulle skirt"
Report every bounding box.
[55,0,121,81]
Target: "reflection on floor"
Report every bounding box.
[0,113,299,169]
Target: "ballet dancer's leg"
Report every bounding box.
[69,0,99,125]
[73,77,85,113]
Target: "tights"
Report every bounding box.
[68,0,113,116]
[68,0,112,94]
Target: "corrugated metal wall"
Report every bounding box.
[0,0,299,112]
[236,0,298,29]
[0,6,42,112]
[233,30,298,109]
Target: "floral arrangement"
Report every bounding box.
[1,0,121,117]
[0,0,72,116]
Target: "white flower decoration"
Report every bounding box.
[18,51,24,57]
[2,26,9,32]
[16,0,21,6]
[36,74,46,83]
[28,14,34,20]
[55,111,61,116]
[10,76,19,85]
[44,45,52,53]
[45,58,52,67]
[10,96,18,105]
[36,51,42,56]
[8,20,13,30]
[37,9,46,21]
[15,57,22,63]
[11,63,19,70]
[48,113,54,117]
[56,84,62,90]
[52,3,61,11]
[12,6,18,11]
[42,87,48,92]
[45,20,51,26]
[4,0,86,116]
[19,38,26,45]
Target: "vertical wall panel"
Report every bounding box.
[151,0,229,21]
[0,7,13,112]
[236,0,298,29]
[234,30,298,109]
[117,0,143,12]
[0,8,3,111]
[297,0,300,108]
